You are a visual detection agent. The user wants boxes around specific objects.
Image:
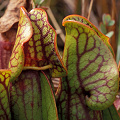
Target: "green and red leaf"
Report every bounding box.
[8,7,33,82]
[9,7,67,82]
[57,16,119,119]
[10,70,58,120]
[24,7,67,77]
[102,104,120,120]
[62,15,114,56]
[0,70,11,119]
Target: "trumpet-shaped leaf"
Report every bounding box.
[8,7,33,82]
[24,7,67,77]
[0,70,11,119]
[57,18,119,119]
[62,15,114,56]
[9,7,67,82]
[10,70,58,120]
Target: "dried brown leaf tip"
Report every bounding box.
[0,0,26,33]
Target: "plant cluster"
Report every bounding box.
[0,6,119,120]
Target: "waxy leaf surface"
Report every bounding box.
[9,7,33,82]
[24,8,67,78]
[57,19,119,120]
[0,70,11,120]
[10,70,58,120]
[65,15,120,119]
[9,7,67,82]
[102,104,120,120]
[63,15,114,56]
[57,77,103,120]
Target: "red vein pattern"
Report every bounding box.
[62,15,114,56]
[9,7,67,82]
[24,8,67,77]
[0,70,11,120]
[56,19,119,120]
[8,7,33,82]
[10,70,58,120]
